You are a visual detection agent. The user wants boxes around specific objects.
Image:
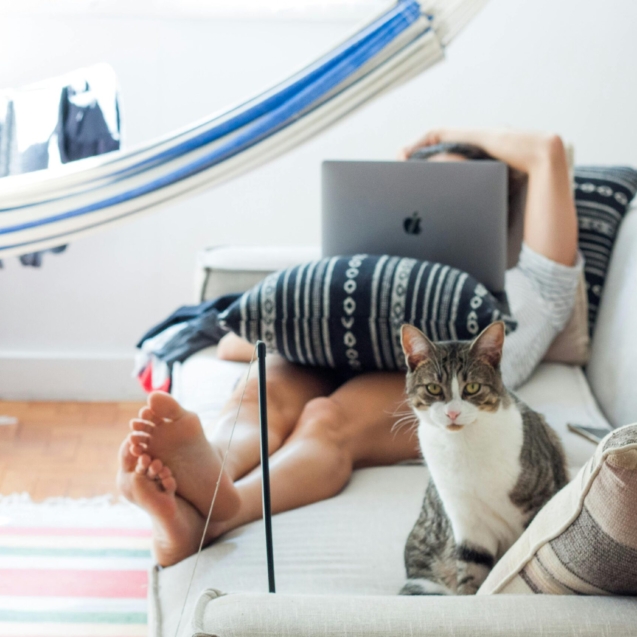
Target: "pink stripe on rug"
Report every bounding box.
[0,528,152,537]
[0,570,148,597]
[1,634,145,637]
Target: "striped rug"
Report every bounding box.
[0,494,152,636]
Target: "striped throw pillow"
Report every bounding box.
[574,166,637,335]
[479,423,637,595]
[219,254,515,374]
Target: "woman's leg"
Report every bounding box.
[208,355,339,481]
[121,368,418,561]
[209,371,419,538]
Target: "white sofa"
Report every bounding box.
[150,209,637,637]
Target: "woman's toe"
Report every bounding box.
[147,458,163,479]
[130,419,155,434]
[118,438,137,473]
[139,406,163,426]
[130,431,150,446]
[161,475,177,494]
[148,391,187,421]
[135,454,152,475]
[129,442,147,457]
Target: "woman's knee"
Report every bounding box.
[234,375,297,440]
[294,397,354,484]
[295,397,351,452]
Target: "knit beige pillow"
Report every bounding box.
[543,271,590,366]
[479,423,637,595]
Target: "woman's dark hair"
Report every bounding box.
[408,142,526,211]
[409,142,493,162]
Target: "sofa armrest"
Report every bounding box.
[587,207,637,428]
[195,245,320,302]
[192,590,637,637]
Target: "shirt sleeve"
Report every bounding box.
[501,243,584,389]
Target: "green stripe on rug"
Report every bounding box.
[0,547,151,558]
[0,610,147,623]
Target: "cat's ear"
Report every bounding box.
[470,321,505,368]
[401,324,435,371]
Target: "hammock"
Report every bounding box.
[0,0,487,259]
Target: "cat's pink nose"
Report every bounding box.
[447,410,461,422]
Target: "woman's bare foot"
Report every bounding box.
[127,392,241,521]
[117,438,210,566]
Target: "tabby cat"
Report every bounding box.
[400,321,567,595]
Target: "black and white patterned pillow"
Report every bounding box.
[219,254,516,374]
[574,166,637,335]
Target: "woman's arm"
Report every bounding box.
[401,129,578,266]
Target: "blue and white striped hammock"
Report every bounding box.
[0,0,486,259]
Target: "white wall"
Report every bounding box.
[1,0,636,400]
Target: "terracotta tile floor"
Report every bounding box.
[0,401,144,501]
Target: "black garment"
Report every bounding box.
[18,85,121,267]
[137,294,240,365]
[19,245,67,267]
[58,85,120,162]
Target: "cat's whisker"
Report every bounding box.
[392,411,416,423]
[390,408,414,420]
[390,397,419,437]
[391,414,419,435]
[389,398,413,418]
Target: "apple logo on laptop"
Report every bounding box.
[403,211,422,235]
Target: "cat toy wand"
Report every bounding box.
[256,340,276,593]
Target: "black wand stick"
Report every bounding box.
[256,341,276,593]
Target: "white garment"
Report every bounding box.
[501,243,583,390]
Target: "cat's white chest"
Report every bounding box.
[417,405,525,558]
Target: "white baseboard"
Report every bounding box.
[0,352,146,401]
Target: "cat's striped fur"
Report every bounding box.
[400,321,567,595]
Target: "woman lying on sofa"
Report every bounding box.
[117,128,582,566]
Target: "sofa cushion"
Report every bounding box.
[150,462,637,637]
[543,271,589,366]
[151,465,426,637]
[196,245,589,369]
[218,254,515,374]
[586,208,637,428]
[514,363,611,475]
[573,167,637,335]
[479,424,637,595]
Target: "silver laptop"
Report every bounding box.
[322,160,507,293]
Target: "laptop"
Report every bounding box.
[321,160,508,293]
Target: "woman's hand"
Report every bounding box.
[400,128,566,175]
[398,129,444,160]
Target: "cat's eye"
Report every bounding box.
[464,382,481,395]
[426,383,442,396]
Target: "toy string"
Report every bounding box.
[173,343,258,637]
